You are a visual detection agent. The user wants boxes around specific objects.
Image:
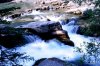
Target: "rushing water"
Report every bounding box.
[3,10,94,66]
[15,21,92,66]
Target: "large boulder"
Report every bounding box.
[16,21,74,46]
[33,58,77,66]
[0,21,74,48]
[0,27,31,48]
[15,21,62,40]
[15,21,62,33]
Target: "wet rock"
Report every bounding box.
[22,21,63,40]
[0,34,27,48]
[0,27,32,48]
[0,21,74,48]
[15,21,74,46]
[10,13,21,19]
[33,58,76,66]
[73,10,82,15]
[52,30,74,46]
[16,21,62,33]
[36,6,50,11]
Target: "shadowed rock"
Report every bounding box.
[33,58,77,66]
[0,21,74,48]
[15,21,74,46]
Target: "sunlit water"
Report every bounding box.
[3,10,94,66]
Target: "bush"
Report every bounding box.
[0,47,34,66]
[77,23,100,37]
[76,39,100,65]
[80,9,94,19]
[77,8,100,37]
[0,7,20,16]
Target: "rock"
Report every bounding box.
[22,21,63,40]
[67,1,77,7]
[51,1,59,6]
[16,21,62,33]
[36,6,50,11]
[33,58,76,66]
[10,13,21,19]
[15,21,74,46]
[0,21,74,48]
[0,27,32,48]
[73,10,82,15]
[0,0,13,3]
[0,34,27,48]
[52,30,74,46]
[42,1,45,4]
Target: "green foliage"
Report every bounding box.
[78,23,100,36]
[0,20,11,24]
[95,0,100,7]
[76,39,100,64]
[0,7,20,16]
[64,0,100,6]
[0,2,23,16]
[77,8,100,36]
[82,9,94,19]
[0,47,34,66]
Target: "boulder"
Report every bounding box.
[15,21,62,33]
[17,21,63,40]
[15,21,74,46]
[33,58,77,66]
[0,27,32,48]
[52,30,74,46]
[73,10,82,15]
[0,21,74,48]
[0,34,27,48]
[10,13,21,19]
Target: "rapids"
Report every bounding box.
[2,10,94,66]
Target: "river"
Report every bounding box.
[2,10,96,66]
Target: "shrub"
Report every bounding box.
[76,39,100,65]
[0,47,34,66]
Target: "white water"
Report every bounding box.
[15,21,91,65]
[3,10,93,66]
[2,16,12,21]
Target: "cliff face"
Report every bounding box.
[0,0,13,3]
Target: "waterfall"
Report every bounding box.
[61,18,79,33]
[24,35,37,43]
